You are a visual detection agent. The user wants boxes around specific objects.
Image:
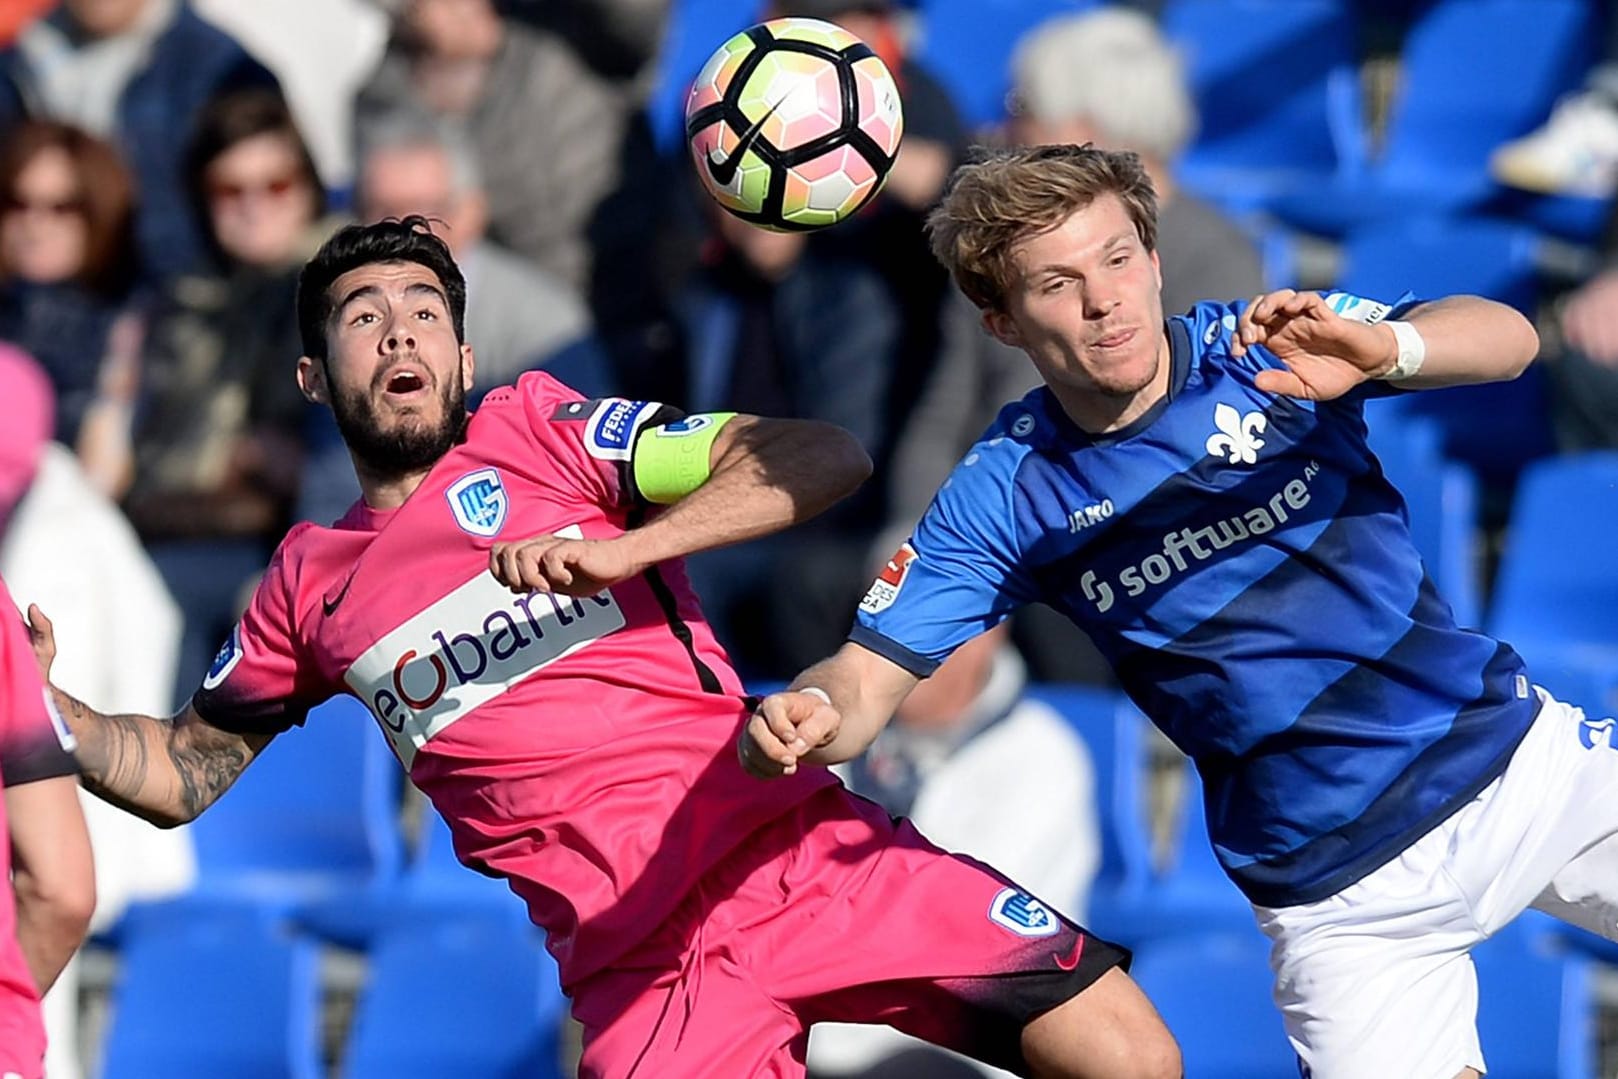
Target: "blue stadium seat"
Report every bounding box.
[1273,0,1594,235]
[124,696,405,935]
[1164,0,1365,213]
[1474,928,1595,1079]
[343,921,568,1079]
[1365,414,1483,629]
[100,919,322,1079]
[1130,932,1297,1078]
[1031,687,1253,946]
[1025,685,1154,909]
[914,0,1100,129]
[1336,217,1555,489]
[646,0,755,151]
[1488,452,1618,701]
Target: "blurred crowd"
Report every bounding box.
[1,0,1616,1075]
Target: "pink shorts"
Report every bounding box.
[572,785,1127,1078]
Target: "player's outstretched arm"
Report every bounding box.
[740,641,918,778]
[7,773,93,992]
[1233,290,1539,399]
[27,606,271,828]
[493,415,872,596]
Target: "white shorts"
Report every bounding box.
[1253,689,1618,1079]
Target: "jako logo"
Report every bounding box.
[1206,403,1267,465]
[1580,715,1617,751]
[346,556,626,768]
[1067,499,1115,533]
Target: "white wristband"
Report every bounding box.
[797,686,832,706]
[1377,320,1426,381]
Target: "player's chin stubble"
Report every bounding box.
[328,373,469,479]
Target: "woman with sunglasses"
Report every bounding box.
[122,86,333,704]
[0,121,142,497]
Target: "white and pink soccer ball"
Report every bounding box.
[684,17,905,232]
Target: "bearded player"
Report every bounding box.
[29,217,1177,1078]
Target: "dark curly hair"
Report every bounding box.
[296,214,466,360]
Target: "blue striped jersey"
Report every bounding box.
[853,295,1538,907]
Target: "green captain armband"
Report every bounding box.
[631,412,738,504]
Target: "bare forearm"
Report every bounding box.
[1397,296,1540,388]
[622,418,872,566]
[794,644,915,765]
[11,886,87,993]
[51,688,245,827]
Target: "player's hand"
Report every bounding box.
[1232,289,1399,401]
[738,690,842,778]
[489,534,647,597]
[25,604,55,681]
[1561,270,1618,367]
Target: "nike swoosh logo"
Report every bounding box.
[705,98,783,187]
[1053,934,1086,972]
[322,577,354,617]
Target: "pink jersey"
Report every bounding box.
[193,373,836,985]
[0,576,78,1078]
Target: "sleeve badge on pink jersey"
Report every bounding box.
[584,399,657,461]
[202,625,244,691]
[447,467,509,537]
[988,887,1060,938]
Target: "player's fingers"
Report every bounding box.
[790,702,843,752]
[758,693,812,748]
[1254,367,1312,400]
[1234,293,1267,351]
[539,542,578,589]
[740,714,794,777]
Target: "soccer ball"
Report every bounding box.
[684,17,905,232]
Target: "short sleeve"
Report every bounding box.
[0,579,76,786]
[190,539,321,735]
[516,372,681,509]
[851,448,1037,676]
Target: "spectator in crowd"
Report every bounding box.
[0,121,141,496]
[769,0,971,468]
[355,0,677,397]
[1007,7,1264,319]
[677,199,900,677]
[0,1,50,49]
[499,0,670,87]
[191,0,390,189]
[808,624,1099,1079]
[355,116,596,400]
[0,0,280,282]
[1492,7,1618,198]
[122,88,322,701]
[0,345,190,1079]
[877,7,1268,682]
[1540,206,1618,451]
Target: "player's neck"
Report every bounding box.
[353,458,434,512]
[1049,330,1174,435]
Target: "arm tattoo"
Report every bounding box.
[170,737,249,820]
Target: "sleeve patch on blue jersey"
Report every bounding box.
[1323,292,1392,325]
[859,542,918,615]
[584,399,657,462]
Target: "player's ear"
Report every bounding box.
[982,307,1023,349]
[296,355,329,406]
[459,342,475,393]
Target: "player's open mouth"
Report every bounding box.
[382,367,428,398]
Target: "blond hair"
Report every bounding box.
[926,144,1158,312]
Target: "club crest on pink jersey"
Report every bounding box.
[447,468,508,537]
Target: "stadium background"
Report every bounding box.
[1,0,1617,1075]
